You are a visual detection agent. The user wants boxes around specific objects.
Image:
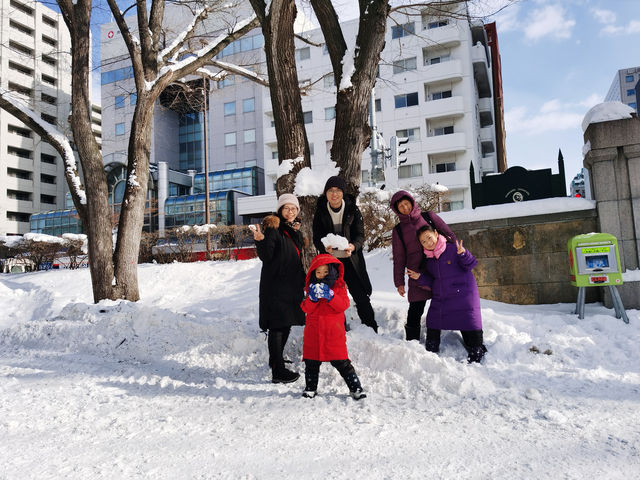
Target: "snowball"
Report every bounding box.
[321,234,349,250]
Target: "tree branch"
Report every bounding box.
[0,91,86,217]
[106,0,145,87]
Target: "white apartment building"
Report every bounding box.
[0,0,72,235]
[99,1,500,224]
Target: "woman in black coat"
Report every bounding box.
[252,193,305,384]
[312,176,378,332]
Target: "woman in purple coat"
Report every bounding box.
[390,191,455,341]
[407,224,486,363]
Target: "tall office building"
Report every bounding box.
[605,66,639,114]
[94,0,503,232]
[0,0,72,235]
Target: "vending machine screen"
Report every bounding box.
[585,254,609,269]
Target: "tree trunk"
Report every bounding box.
[250,0,314,264]
[312,0,390,196]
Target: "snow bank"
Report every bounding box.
[582,101,635,132]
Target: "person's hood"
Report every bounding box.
[390,190,422,221]
[305,254,344,292]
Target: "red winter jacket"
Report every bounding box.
[301,254,350,361]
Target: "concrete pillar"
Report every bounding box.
[583,110,640,308]
[157,162,168,238]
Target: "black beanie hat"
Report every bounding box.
[323,176,346,195]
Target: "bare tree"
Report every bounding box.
[0,0,259,302]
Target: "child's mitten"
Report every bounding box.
[320,283,334,301]
[308,283,321,302]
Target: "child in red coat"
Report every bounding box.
[301,254,366,400]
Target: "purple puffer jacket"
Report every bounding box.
[390,190,456,303]
[417,242,482,331]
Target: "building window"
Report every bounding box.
[130,93,137,105]
[225,162,237,169]
[40,174,56,184]
[245,159,257,167]
[8,125,32,138]
[225,132,236,146]
[42,35,57,47]
[11,1,34,16]
[271,151,278,160]
[10,20,33,36]
[626,75,634,82]
[629,102,637,110]
[243,129,256,143]
[42,15,57,27]
[391,22,415,39]
[322,44,329,55]
[375,98,382,111]
[435,162,456,173]
[218,75,235,88]
[626,89,635,96]
[325,107,336,120]
[392,57,417,74]
[396,128,420,141]
[426,20,449,29]
[41,153,56,164]
[242,97,255,113]
[224,101,236,116]
[41,194,56,204]
[41,74,57,86]
[41,113,56,125]
[115,95,125,109]
[430,90,452,101]
[115,123,125,136]
[9,61,34,76]
[9,40,33,56]
[433,125,454,136]
[398,164,423,179]
[296,47,310,61]
[323,74,336,88]
[303,111,313,124]
[217,33,264,58]
[394,92,419,108]
[101,66,135,85]
[424,53,451,66]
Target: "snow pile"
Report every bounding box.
[0,251,639,477]
[321,234,350,250]
[439,197,596,225]
[293,161,340,197]
[581,101,636,132]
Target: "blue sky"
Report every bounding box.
[482,0,639,184]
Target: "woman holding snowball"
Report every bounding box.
[312,176,378,333]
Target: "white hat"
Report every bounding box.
[276,193,300,213]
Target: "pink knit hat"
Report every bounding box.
[276,193,300,213]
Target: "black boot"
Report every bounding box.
[268,329,299,384]
[333,360,367,400]
[303,360,320,398]
[425,328,441,353]
[405,324,420,341]
[467,345,487,364]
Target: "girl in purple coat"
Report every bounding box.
[390,191,455,341]
[407,224,486,363]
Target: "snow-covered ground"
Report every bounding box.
[1,249,639,479]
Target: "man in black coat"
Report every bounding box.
[312,176,378,332]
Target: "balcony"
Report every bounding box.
[6,199,34,213]
[481,154,497,172]
[421,23,462,49]
[7,132,35,149]
[423,96,464,120]
[424,169,470,189]
[5,177,33,192]
[472,44,491,97]
[6,154,34,171]
[480,125,494,143]
[422,59,463,85]
[423,132,467,155]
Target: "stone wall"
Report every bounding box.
[448,208,599,305]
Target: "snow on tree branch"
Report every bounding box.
[158,6,212,64]
[207,60,269,87]
[0,89,86,205]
